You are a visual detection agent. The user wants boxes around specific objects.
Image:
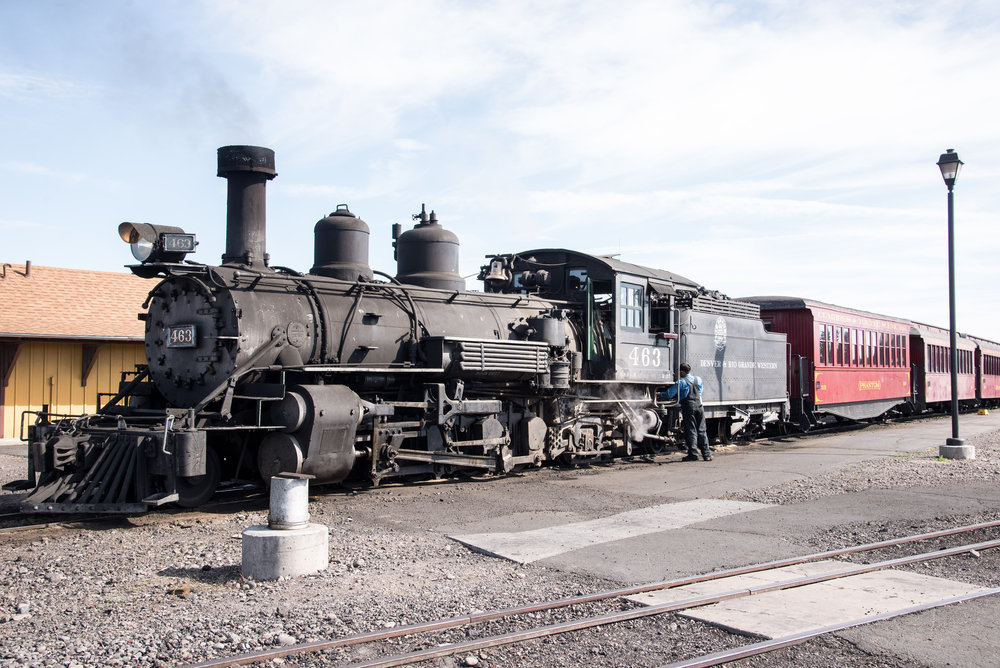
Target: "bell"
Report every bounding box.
[484,259,509,283]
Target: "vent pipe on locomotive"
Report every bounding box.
[218,145,277,269]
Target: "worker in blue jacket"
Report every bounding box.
[663,362,712,461]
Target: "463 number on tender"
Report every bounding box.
[626,346,663,368]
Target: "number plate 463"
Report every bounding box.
[167,324,197,348]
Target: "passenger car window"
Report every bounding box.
[819,325,827,364]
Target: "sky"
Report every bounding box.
[2,1,999,338]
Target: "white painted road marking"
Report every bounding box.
[448,499,773,564]
[627,560,987,638]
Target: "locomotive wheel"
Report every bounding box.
[432,463,454,479]
[558,452,578,468]
[176,448,221,508]
[715,418,732,445]
[644,437,668,455]
[797,414,812,432]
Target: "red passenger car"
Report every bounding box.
[745,297,911,427]
[909,323,976,410]
[969,336,1000,404]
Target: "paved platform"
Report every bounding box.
[450,499,772,563]
[435,412,1000,668]
[469,412,1000,585]
[624,560,987,638]
[0,439,25,452]
[838,596,1000,666]
[546,412,1000,503]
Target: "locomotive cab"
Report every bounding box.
[479,249,691,384]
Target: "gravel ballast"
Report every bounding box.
[0,425,998,668]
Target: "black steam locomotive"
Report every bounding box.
[16,146,788,513]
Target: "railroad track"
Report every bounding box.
[0,410,970,521]
[0,491,267,539]
[182,520,1000,668]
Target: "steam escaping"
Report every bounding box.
[594,383,663,444]
[619,401,660,443]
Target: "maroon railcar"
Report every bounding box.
[969,336,1000,404]
[909,323,976,410]
[745,297,911,427]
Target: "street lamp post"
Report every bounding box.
[936,148,973,460]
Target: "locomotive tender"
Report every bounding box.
[14,145,789,513]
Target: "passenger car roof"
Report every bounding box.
[742,296,909,323]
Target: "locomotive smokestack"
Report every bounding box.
[217,145,277,269]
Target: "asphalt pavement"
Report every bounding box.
[444,412,1000,668]
[5,414,1000,666]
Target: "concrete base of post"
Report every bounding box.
[241,523,329,581]
[939,438,975,460]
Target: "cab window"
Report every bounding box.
[568,268,589,292]
[619,282,644,331]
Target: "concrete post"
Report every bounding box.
[241,474,329,581]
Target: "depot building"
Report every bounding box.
[0,262,151,440]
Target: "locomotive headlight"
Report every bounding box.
[118,222,197,263]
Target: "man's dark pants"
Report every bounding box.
[682,405,711,458]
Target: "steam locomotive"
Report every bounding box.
[14,145,788,513]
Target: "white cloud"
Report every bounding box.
[0,72,92,100]
[2,0,999,337]
[394,138,430,153]
[0,161,88,181]
[0,218,41,231]
[276,183,367,201]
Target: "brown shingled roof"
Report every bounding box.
[0,263,152,340]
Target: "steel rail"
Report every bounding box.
[659,587,1000,668]
[0,497,262,537]
[335,538,1000,668]
[0,514,109,535]
[180,521,1000,668]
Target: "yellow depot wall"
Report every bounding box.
[1,341,146,439]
